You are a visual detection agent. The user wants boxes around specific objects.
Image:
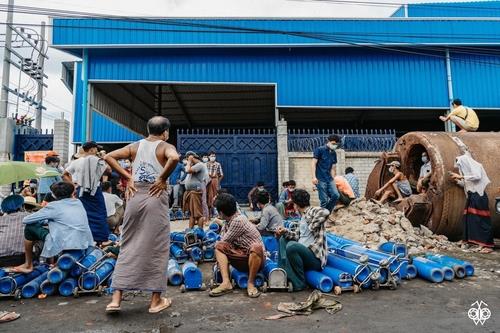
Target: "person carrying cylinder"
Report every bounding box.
[103,116,180,314]
[439,98,479,132]
[275,189,329,291]
[209,193,264,298]
[449,151,494,254]
[11,182,94,274]
[311,134,341,211]
[249,190,283,236]
[373,161,411,204]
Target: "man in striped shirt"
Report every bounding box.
[210,193,264,298]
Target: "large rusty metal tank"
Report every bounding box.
[366,132,500,240]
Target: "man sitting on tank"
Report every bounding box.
[11,182,94,273]
[373,161,412,204]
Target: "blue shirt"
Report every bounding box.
[38,166,62,194]
[169,162,184,185]
[313,146,337,182]
[23,199,94,258]
[344,173,360,198]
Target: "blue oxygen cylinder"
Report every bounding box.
[378,242,408,258]
[262,236,279,253]
[80,258,116,290]
[59,278,78,297]
[169,209,175,221]
[21,271,49,298]
[405,264,417,279]
[255,272,266,288]
[40,279,57,295]
[192,227,205,240]
[182,262,203,289]
[203,247,215,260]
[47,267,68,284]
[327,253,372,288]
[108,233,119,242]
[326,233,360,247]
[170,243,185,259]
[171,232,186,243]
[203,231,219,244]
[425,254,470,278]
[167,259,183,286]
[70,248,104,277]
[175,210,184,220]
[335,244,401,273]
[305,271,334,293]
[209,222,220,233]
[189,246,202,262]
[0,265,50,294]
[321,266,353,289]
[0,268,7,278]
[230,267,248,289]
[263,258,278,276]
[412,257,445,283]
[56,249,86,271]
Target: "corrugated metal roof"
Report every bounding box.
[87,48,450,108]
[51,18,500,51]
[397,1,500,18]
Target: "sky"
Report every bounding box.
[0,0,465,132]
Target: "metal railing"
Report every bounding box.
[288,129,396,152]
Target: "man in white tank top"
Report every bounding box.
[103,116,180,314]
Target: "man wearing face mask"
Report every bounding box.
[417,151,432,193]
[277,180,298,218]
[206,151,224,216]
[38,156,62,203]
[311,134,341,212]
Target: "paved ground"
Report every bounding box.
[2,249,499,333]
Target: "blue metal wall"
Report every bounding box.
[73,62,143,143]
[87,48,450,108]
[52,18,500,48]
[402,1,500,18]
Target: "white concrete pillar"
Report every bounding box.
[0,118,15,199]
[335,148,346,176]
[53,116,70,165]
[277,119,289,189]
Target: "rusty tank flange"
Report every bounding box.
[366,131,500,240]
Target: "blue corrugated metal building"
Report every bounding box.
[51,8,500,144]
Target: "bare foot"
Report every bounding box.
[11,263,33,273]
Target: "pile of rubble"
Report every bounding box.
[327,198,461,255]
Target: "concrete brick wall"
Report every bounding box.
[53,118,70,165]
[288,151,381,205]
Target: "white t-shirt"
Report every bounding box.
[419,161,432,178]
[103,192,123,217]
[65,158,86,186]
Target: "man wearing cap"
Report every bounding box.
[183,151,209,229]
[373,161,412,204]
[439,98,479,132]
[64,141,109,243]
[0,195,32,266]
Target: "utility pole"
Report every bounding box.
[34,21,46,130]
[0,0,14,118]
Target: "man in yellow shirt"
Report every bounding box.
[439,99,479,132]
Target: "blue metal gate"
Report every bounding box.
[13,128,54,161]
[177,129,277,203]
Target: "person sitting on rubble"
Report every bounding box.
[11,182,94,273]
[334,176,356,209]
[210,193,264,298]
[276,180,299,218]
[275,189,329,291]
[417,151,432,193]
[344,167,360,198]
[373,161,412,204]
[250,190,283,236]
